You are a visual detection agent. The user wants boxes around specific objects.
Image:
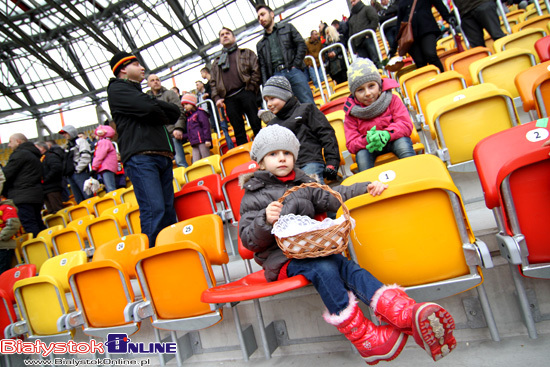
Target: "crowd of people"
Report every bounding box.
[0,1,535,362]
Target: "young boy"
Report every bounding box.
[239,125,456,365]
[262,76,340,182]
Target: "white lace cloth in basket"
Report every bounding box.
[272,213,356,238]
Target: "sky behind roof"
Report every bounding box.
[0,0,351,143]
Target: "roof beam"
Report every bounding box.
[0,13,89,94]
[44,0,119,54]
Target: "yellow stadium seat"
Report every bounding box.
[92,196,117,216]
[85,215,123,251]
[120,187,138,207]
[512,14,550,33]
[398,65,440,110]
[493,28,546,63]
[184,154,222,182]
[100,203,132,234]
[43,213,67,228]
[51,227,86,256]
[220,141,253,176]
[66,204,91,221]
[339,154,499,340]
[469,48,536,98]
[6,251,87,341]
[444,47,492,86]
[425,83,520,167]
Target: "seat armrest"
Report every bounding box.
[124,300,153,322]
[496,233,526,265]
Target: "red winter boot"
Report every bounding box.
[370,285,456,361]
[323,292,408,365]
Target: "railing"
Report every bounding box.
[304,55,325,104]
[318,43,350,99]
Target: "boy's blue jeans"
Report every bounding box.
[356,136,416,172]
[287,254,383,315]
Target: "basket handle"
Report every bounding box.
[276,182,351,221]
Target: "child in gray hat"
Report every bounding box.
[261,76,340,182]
[343,58,415,172]
[240,124,456,365]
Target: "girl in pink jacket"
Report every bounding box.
[92,125,118,193]
[344,58,415,172]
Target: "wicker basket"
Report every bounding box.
[274,182,352,259]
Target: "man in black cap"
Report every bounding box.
[107,51,181,246]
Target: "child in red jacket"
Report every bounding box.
[344,58,415,172]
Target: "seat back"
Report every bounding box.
[222,167,258,223]
[220,142,253,177]
[13,251,87,337]
[21,238,53,273]
[474,120,550,266]
[93,196,117,216]
[79,196,102,216]
[469,48,537,98]
[324,110,347,166]
[14,233,32,264]
[156,214,228,266]
[85,215,122,250]
[134,241,221,322]
[444,47,492,86]
[533,69,550,117]
[184,154,222,182]
[51,227,85,255]
[411,70,467,116]
[66,204,91,221]
[0,264,36,303]
[339,155,475,287]
[493,28,545,63]
[399,65,440,103]
[67,215,96,246]
[102,187,126,205]
[534,35,550,61]
[173,186,217,222]
[230,160,259,175]
[514,60,550,114]
[43,213,67,228]
[120,187,138,206]
[172,166,187,189]
[100,203,132,233]
[319,96,347,115]
[124,206,141,234]
[426,83,519,165]
[182,174,224,204]
[92,233,149,278]
[512,15,550,34]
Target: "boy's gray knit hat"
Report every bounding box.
[261,76,293,102]
[251,124,300,163]
[347,58,382,95]
[58,124,77,139]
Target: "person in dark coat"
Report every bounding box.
[107,51,181,247]
[3,133,46,237]
[388,0,456,71]
[35,141,64,214]
[347,0,381,68]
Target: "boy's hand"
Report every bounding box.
[266,201,283,224]
[367,181,388,197]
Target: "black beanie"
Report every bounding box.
[110,52,138,76]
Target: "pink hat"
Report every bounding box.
[181,93,197,107]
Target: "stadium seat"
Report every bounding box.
[85,215,123,250]
[474,120,550,339]
[324,110,349,169]
[57,234,149,341]
[172,166,187,189]
[425,83,520,167]
[230,160,259,175]
[6,251,87,342]
[511,15,550,33]
[66,204,91,221]
[66,215,96,247]
[398,65,440,110]
[339,154,499,341]
[534,35,550,61]
[493,28,546,63]
[43,213,67,228]
[444,47,492,86]
[21,225,63,272]
[469,48,536,99]
[514,60,550,119]
[100,203,132,234]
[531,65,550,117]
[102,187,126,205]
[219,141,253,177]
[14,233,32,264]
[120,187,138,207]
[51,227,86,256]
[184,154,222,182]
[319,96,347,115]
[92,196,117,216]
[79,196,102,216]
[127,233,257,364]
[124,206,141,235]
[221,166,258,226]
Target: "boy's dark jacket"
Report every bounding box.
[2,142,44,205]
[107,78,181,163]
[239,168,369,282]
[268,97,340,169]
